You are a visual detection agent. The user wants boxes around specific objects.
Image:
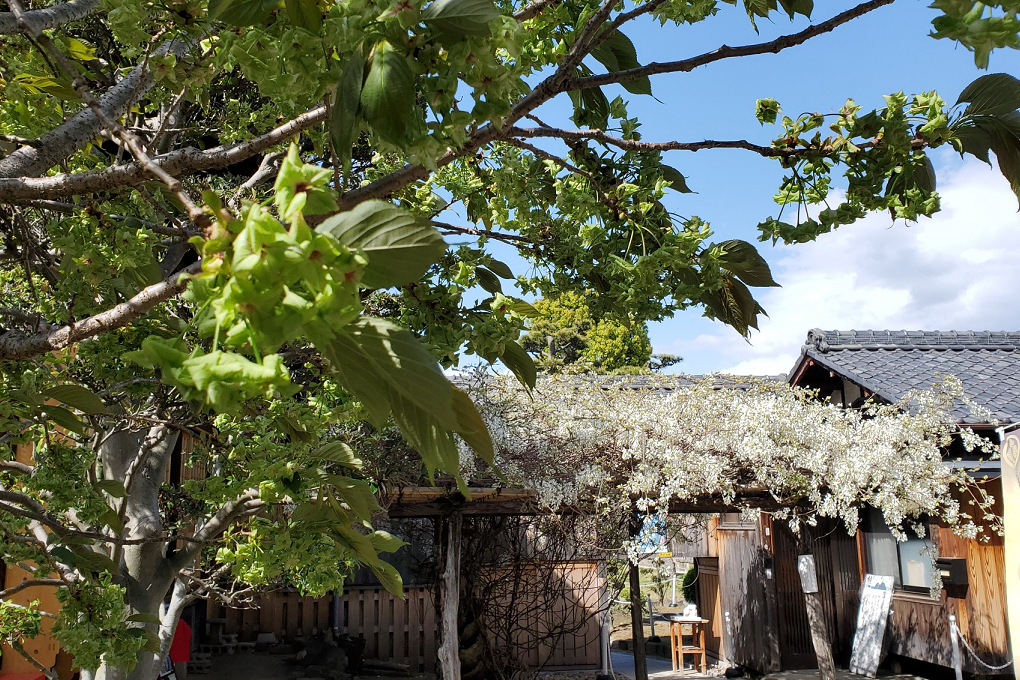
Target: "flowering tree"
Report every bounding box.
[0,0,1018,676]
[472,374,999,543]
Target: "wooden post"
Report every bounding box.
[797,540,835,680]
[438,513,463,680]
[804,589,836,680]
[629,560,649,680]
[629,511,648,680]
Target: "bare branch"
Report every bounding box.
[511,125,786,155]
[433,221,535,246]
[513,0,560,21]
[567,0,896,91]
[11,640,59,680]
[170,489,262,571]
[0,578,63,598]
[0,460,35,475]
[0,260,202,361]
[0,0,99,34]
[0,107,327,201]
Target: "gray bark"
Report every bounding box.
[0,40,188,179]
[96,423,180,680]
[0,0,99,34]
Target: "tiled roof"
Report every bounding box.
[797,329,1020,424]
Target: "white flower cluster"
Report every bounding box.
[469,374,998,540]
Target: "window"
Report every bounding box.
[862,508,934,591]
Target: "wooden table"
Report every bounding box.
[669,616,708,673]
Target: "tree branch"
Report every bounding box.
[170,489,262,571]
[0,39,190,179]
[0,107,327,201]
[513,0,560,21]
[0,0,99,34]
[0,260,202,361]
[512,126,787,155]
[0,578,63,598]
[433,221,535,246]
[567,0,897,91]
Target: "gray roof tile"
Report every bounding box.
[798,329,1020,424]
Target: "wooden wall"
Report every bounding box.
[881,483,1009,674]
[716,522,781,673]
[344,587,438,672]
[486,561,604,669]
[694,557,722,659]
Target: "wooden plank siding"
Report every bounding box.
[212,563,605,672]
[694,557,723,659]
[716,522,781,673]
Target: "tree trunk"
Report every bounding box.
[94,424,181,680]
[629,560,648,680]
[438,513,463,680]
[629,511,648,680]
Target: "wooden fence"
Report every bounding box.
[211,563,605,672]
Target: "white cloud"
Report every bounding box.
[656,153,1020,376]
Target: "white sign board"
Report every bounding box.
[798,555,819,593]
[849,574,894,677]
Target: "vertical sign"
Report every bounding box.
[1001,432,1020,668]
[849,574,894,677]
[798,554,819,593]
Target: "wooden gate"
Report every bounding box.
[770,518,861,669]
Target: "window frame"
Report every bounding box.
[861,508,935,594]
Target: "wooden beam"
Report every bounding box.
[437,513,463,680]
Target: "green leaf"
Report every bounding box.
[421,0,500,38]
[94,480,127,498]
[452,387,493,464]
[330,53,365,177]
[912,153,937,194]
[360,40,416,146]
[368,555,404,596]
[957,73,1020,117]
[499,340,536,390]
[715,239,780,288]
[486,259,514,279]
[209,0,279,26]
[777,0,812,19]
[568,83,609,130]
[43,384,106,415]
[475,267,502,293]
[660,165,693,193]
[316,200,447,289]
[955,125,993,165]
[699,277,767,338]
[325,476,380,523]
[590,30,652,96]
[50,546,77,567]
[99,506,125,534]
[71,547,118,573]
[981,113,1020,205]
[313,441,362,468]
[41,405,84,435]
[285,0,321,32]
[508,298,540,317]
[342,318,456,425]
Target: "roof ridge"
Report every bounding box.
[806,329,1020,351]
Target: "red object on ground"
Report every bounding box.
[169,618,192,664]
[0,673,47,680]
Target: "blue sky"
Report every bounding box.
[458,1,1020,376]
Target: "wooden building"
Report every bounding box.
[697,330,1018,675]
